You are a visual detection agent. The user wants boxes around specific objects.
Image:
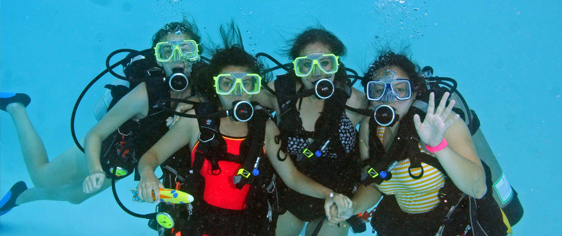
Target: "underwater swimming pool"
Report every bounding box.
[1,1,560,235]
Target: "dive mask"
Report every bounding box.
[293,53,339,77]
[154,40,199,63]
[214,73,262,96]
[366,70,412,101]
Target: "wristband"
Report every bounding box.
[425,138,448,153]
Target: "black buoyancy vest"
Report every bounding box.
[273,73,352,161]
[274,72,360,195]
[367,107,507,236]
[99,79,174,180]
[274,73,307,153]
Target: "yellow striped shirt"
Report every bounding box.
[375,127,446,214]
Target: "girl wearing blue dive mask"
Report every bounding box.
[330,51,509,236]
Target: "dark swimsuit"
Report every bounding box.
[279,112,358,222]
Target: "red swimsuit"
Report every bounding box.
[191,136,251,211]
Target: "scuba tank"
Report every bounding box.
[93,78,130,121]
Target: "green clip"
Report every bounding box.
[302,148,314,158]
[238,168,251,178]
[368,168,379,178]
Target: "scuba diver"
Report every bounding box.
[329,51,512,235]
[0,20,205,215]
[136,23,353,236]
[253,27,368,236]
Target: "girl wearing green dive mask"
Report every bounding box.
[253,27,368,236]
[0,20,204,214]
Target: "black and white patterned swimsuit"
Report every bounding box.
[286,113,356,158]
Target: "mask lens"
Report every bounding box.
[156,43,174,61]
[317,55,338,74]
[391,80,412,100]
[367,81,386,100]
[295,58,313,77]
[178,41,197,60]
[241,75,260,94]
[217,75,236,95]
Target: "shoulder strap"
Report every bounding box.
[274,74,303,152]
[274,73,299,121]
[192,102,222,174]
[234,107,269,189]
[145,81,171,116]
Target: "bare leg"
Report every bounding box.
[6,103,49,187]
[16,176,113,205]
[276,211,306,236]
[305,217,350,236]
[5,103,89,188]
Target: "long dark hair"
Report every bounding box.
[288,27,350,156]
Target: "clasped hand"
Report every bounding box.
[324,193,353,224]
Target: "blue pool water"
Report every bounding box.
[1,1,560,235]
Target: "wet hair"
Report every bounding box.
[196,21,267,107]
[151,18,204,55]
[362,51,426,94]
[287,27,347,59]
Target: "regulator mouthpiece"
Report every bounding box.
[374,105,399,127]
[168,68,188,91]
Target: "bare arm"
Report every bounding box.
[414,93,486,198]
[332,117,382,221]
[137,112,198,202]
[84,83,149,175]
[264,120,332,199]
[433,118,487,198]
[264,120,352,219]
[352,117,382,215]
